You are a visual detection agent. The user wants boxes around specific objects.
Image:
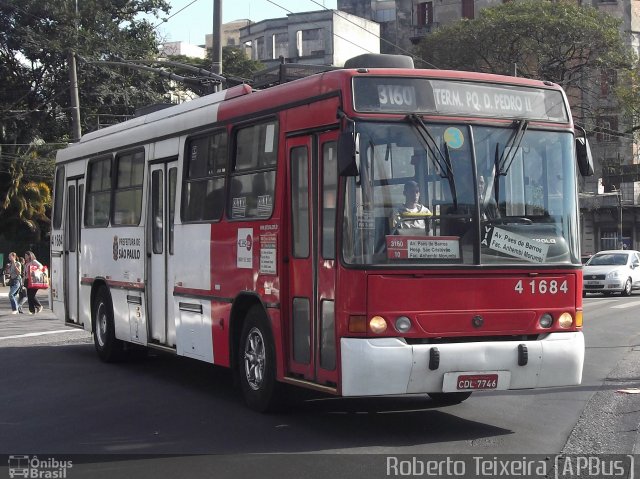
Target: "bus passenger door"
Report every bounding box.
[64,178,83,325]
[287,133,339,387]
[147,160,178,347]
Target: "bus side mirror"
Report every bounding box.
[338,131,358,176]
[576,129,594,177]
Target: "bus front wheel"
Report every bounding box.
[93,286,124,362]
[237,305,282,412]
[428,392,472,405]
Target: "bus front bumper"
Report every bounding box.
[340,332,584,397]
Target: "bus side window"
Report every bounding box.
[85,156,112,227]
[229,120,278,220]
[182,130,227,222]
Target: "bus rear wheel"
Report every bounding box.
[93,286,124,362]
[237,305,282,412]
[428,392,472,405]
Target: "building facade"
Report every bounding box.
[238,9,380,69]
[338,0,640,254]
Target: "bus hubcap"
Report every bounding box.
[244,327,265,390]
[96,305,106,347]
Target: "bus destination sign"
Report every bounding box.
[353,77,568,122]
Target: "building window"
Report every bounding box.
[254,36,265,60]
[417,2,433,26]
[374,8,396,22]
[462,0,475,19]
[296,28,324,57]
[272,32,288,59]
[597,116,618,143]
[600,69,617,97]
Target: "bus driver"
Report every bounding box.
[390,180,432,233]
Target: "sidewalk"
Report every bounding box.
[0,285,91,346]
[0,285,51,317]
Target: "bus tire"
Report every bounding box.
[428,391,472,405]
[237,305,282,412]
[93,286,124,362]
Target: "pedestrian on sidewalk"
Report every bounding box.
[24,251,44,314]
[4,252,22,314]
[17,256,27,314]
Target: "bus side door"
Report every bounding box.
[147,159,178,347]
[286,132,339,387]
[64,177,83,325]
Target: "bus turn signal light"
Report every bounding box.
[348,315,367,333]
[575,310,583,328]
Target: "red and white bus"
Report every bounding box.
[51,54,593,411]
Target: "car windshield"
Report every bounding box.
[342,121,580,266]
[587,253,628,266]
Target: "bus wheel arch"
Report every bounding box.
[230,295,282,412]
[91,282,124,362]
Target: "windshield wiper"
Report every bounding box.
[495,119,529,176]
[407,114,458,208]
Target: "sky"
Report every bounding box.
[154,0,338,45]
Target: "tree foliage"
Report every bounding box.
[414,0,636,121]
[168,46,263,85]
[0,0,171,242]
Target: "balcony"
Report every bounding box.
[410,23,440,44]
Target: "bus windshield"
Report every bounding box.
[342,120,580,266]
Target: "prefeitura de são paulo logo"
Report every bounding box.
[113,235,119,261]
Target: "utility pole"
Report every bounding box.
[212,0,223,83]
[618,188,623,249]
[69,0,81,141]
[68,51,82,141]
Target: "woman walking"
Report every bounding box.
[5,252,22,314]
[24,251,43,314]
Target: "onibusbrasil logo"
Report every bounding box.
[8,455,73,478]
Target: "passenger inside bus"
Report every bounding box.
[389,180,432,234]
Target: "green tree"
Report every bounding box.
[167,46,263,84]
[221,47,263,80]
[413,0,635,120]
[0,0,171,242]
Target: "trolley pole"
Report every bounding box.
[68,50,82,142]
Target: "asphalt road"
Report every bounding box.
[1,288,639,478]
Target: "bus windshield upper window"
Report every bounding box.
[342,121,579,267]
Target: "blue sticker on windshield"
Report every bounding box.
[444,127,464,149]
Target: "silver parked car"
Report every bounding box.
[583,250,640,296]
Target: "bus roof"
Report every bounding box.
[56,67,566,163]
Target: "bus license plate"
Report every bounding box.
[456,374,498,390]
